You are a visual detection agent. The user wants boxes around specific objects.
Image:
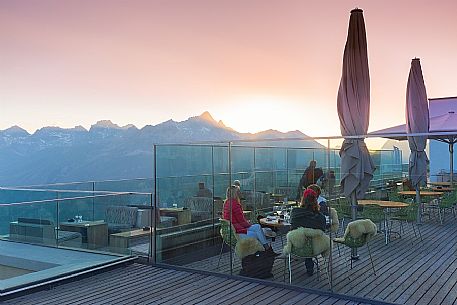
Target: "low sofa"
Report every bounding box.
[9,218,82,247]
[105,206,177,234]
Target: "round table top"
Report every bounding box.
[273,200,297,206]
[259,217,291,227]
[358,200,409,208]
[398,191,443,196]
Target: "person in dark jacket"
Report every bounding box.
[290,188,326,275]
[296,160,324,200]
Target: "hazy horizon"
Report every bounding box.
[1,1,456,136]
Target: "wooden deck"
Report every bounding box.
[181,217,457,305]
[3,264,383,305]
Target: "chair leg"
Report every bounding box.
[315,257,320,281]
[366,242,376,276]
[324,256,331,289]
[411,221,417,238]
[288,254,292,284]
[416,223,423,241]
[217,242,224,269]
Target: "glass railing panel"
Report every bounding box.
[1,200,58,247]
[56,192,154,256]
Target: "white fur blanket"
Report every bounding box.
[235,237,264,259]
[335,219,377,243]
[329,207,339,233]
[283,227,331,257]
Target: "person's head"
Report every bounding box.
[233,180,241,188]
[226,185,241,201]
[300,189,319,212]
[309,160,317,168]
[307,184,321,197]
[198,182,205,189]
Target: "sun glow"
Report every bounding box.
[213,95,297,133]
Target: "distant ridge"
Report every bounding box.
[0,111,322,186]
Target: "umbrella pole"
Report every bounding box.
[351,192,359,259]
[450,143,454,187]
[415,187,422,225]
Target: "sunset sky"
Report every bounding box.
[1,0,456,137]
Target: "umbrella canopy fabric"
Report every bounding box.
[337,8,375,199]
[406,58,430,188]
[370,111,457,142]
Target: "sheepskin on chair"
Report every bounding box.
[235,237,265,259]
[334,219,377,243]
[329,207,339,233]
[283,227,331,257]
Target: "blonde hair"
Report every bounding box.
[226,185,241,201]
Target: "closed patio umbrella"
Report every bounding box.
[337,8,375,223]
[406,58,429,222]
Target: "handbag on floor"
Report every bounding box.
[239,247,275,279]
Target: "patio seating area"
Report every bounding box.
[180,216,457,305]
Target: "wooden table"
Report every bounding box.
[110,228,153,253]
[358,200,409,245]
[160,208,191,225]
[430,187,455,192]
[398,191,443,196]
[60,220,108,249]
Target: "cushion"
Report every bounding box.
[106,206,138,227]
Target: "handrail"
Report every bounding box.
[0,191,153,207]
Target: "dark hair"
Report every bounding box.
[301,189,319,212]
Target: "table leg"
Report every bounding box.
[384,209,389,245]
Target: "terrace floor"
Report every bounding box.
[181,215,457,305]
[3,263,385,305]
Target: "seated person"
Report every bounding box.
[307,184,328,216]
[223,185,277,254]
[196,182,213,198]
[290,189,326,276]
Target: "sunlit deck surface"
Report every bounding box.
[3,263,384,305]
[181,218,457,305]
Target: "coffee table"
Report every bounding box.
[110,228,153,252]
[60,220,108,249]
[160,208,191,225]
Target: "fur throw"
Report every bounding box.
[335,219,377,242]
[283,227,331,257]
[235,237,264,259]
[329,207,339,233]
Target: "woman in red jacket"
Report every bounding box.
[223,185,270,250]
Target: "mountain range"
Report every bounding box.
[0,112,322,186]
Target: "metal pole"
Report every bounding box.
[415,187,422,225]
[450,142,454,187]
[153,144,158,264]
[327,139,333,290]
[228,142,233,275]
[351,192,358,259]
[211,145,215,244]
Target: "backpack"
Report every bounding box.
[239,248,275,279]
